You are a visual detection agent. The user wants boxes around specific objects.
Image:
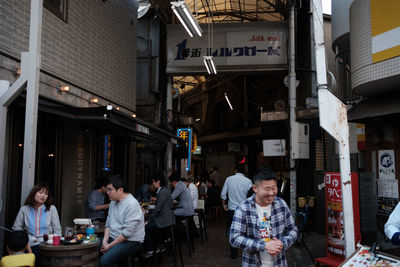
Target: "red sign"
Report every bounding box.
[324,172,361,260]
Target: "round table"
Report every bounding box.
[38,240,99,267]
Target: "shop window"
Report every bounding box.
[44,0,68,22]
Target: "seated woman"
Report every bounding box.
[12,182,62,256]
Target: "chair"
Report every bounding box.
[116,246,143,267]
[195,199,208,244]
[209,206,223,221]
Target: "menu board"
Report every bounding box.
[340,246,400,267]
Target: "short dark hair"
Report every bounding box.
[253,167,278,184]
[7,231,28,252]
[212,166,218,171]
[107,175,128,193]
[24,183,52,211]
[152,173,166,187]
[95,176,109,189]
[168,173,180,183]
[235,163,245,174]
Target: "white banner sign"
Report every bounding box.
[167,23,287,73]
[379,149,396,179]
[263,139,286,156]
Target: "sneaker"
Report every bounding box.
[156,245,166,253]
[143,251,154,258]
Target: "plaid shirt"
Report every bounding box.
[229,195,297,267]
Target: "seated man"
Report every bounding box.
[100,175,145,267]
[143,174,174,257]
[385,202,400,244]
[85,177,110,222]
[169,173,194,220]
[1,230,35,267]
[230,167,297,267]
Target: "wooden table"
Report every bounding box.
[38,240,99,267]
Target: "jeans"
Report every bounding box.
[99,237,141,267]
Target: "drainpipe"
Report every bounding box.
[165,77,173,179]
[288,5,297,215]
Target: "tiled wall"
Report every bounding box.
[350,0,400,95]
[0,0,137,110]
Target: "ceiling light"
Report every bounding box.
[195,118,200,122]
[224,93,233,110]
[171,1,203,38]
[89,97,99,103]
[131,114,136,118]
[59,85,70,92]
[107,104,113,110]
[203,56,217,74]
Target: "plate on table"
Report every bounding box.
[62,239,83,245]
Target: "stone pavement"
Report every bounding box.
[152,217,327,267]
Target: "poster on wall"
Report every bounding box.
[379,149,396,179]
[321,173,360,260]
[378,178,399,199]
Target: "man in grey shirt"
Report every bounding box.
[221,163,252,259]
[169,173,194,218]
[85,177,109,222]
[99,175,145,267]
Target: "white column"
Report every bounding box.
[21,0,43,204]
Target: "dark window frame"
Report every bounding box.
[44,0,68,23]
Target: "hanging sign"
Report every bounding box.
[166,22,287,73]
[177,128,192,171]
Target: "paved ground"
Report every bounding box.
[142,216,328,267]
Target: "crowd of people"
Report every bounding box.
[1,164,299,267]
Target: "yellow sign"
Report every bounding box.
[371,0,400,63]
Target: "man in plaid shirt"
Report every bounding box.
[230,167,297,267]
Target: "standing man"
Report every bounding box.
[230,167,297,267]
[85,177,110,222]
[221,163,252,259]
[209,166,221,189]
[100,175,145,267]
[144,174,174,256]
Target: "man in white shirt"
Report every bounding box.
[184,176,198,210]
[100,175,145,267]
[221,163,252,259]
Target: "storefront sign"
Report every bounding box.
[356,123,366,151]
[177,128,192,171]
[370,0,400,63]
[262,139,286,156]
[167,23,287,73]
[323,173,360,260]
[378,149,396,179]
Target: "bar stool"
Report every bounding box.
[209,206,222,221]
[195,209,208,244]
[176,216,195,258]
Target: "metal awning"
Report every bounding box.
[347,94,400,122]
[19,97,177,143]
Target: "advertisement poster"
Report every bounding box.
[324,173,360,259]
[379,149,396,179]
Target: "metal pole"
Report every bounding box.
[312,0,355,257]
[288,5,297,215]
[21,0,43,204]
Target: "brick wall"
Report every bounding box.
[0,0,137,110]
